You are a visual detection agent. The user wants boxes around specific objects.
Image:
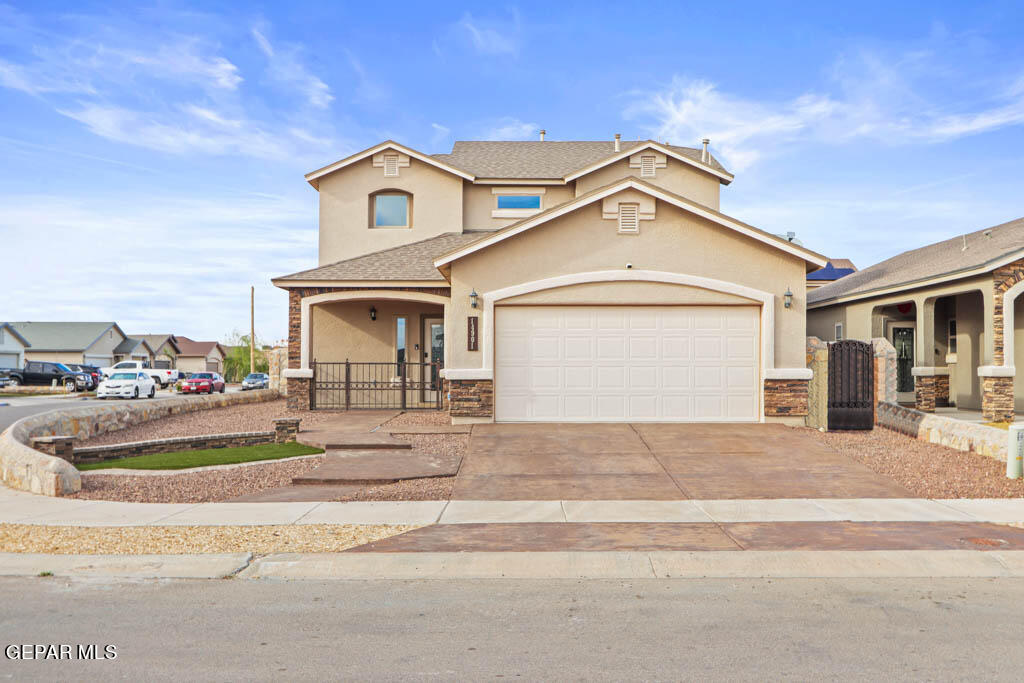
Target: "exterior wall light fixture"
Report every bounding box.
[470,289,479,309]
[369,306,377,321]
[784,288,793,309]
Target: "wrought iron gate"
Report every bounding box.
[311,360,442,410]
[827,340,874,430]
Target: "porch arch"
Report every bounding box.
[999,278,1024,369]
[296,290,449,370]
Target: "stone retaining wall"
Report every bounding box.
[875,401,1007,462]
[74,431,277,463]
[0,389,279,496]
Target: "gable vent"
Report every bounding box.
[618,203,639,233]
[383,154,399,177]
[640,155,656,177]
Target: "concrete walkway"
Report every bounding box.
[2,486,1023,526]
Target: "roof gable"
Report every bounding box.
[434,178,826,269]
[9,322,122,352]
[131,334,181,355]
[0,323,31,347]
[173,336,226,358]
[305,141,475,189]
[562,141,733,184]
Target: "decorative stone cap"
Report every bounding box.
[765,368,812,380]
[978,365,1016,378]
[911,366,950,377]
[282,368,313,379]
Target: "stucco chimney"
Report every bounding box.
[614,133,621,152]
[539,129,546,141]
[701,138,710,162]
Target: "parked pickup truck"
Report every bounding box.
[0,361,90,391]
[99,360,174,387]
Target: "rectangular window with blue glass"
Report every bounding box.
[496,195,541,210]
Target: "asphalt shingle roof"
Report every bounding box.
[430,140,729,179]
[9,322,118,352]
[274,232,487,282]
[808,217,1024,305]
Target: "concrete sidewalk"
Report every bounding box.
[4,550,1024,580]
[2,486,1023,526]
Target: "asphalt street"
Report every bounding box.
[2,577,1023,680]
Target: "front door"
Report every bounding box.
[423,318,444,402]
[890,323,915,403]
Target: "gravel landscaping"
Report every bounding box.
[817,427,1024,499]
[382,410,450,427]
[323,475,455,502]
[0,523,419,554]
[70,455,326,503]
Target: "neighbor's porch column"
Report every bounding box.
[282,289,314,411]
[980,264,1024,422]
[912,297,944,412]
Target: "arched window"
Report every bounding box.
[369,190,412,229]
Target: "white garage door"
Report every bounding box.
[0,353,18,369]
[495,305,760,422]
[85,355,112,367]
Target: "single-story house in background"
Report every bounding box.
[112,337,154,364]
[11,322,126,367]
[173,336,226,374]
[808,217,1024,422]
[806,258,857,290]
[132,334,181,368]
[0,323,31,369]
[274,136,826,423]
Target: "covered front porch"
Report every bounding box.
[281,288,450,412]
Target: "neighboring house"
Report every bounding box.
[11,322,126,367]
[0,323,31,369]
[273,135,826,424]
[113,337,154,364]
[806,259,857,290]
[173,336,226,374]
[807,217,1024,422]
[132,334,182,368]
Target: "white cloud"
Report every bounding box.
[457,12,519,56]
[344,50,387,103]
[627,46,1024,171]
[251,26,333,109]
[0,58,96,95]
[484,116,538,140]
[430,122,451,147]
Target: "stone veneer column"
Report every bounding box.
[763,379,809,417]
[980,259,1024,424]
[448,379,494,419]
[981,375,1014,423]
[914,375,937,412]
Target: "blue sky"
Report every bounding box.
[2,1,1023,342]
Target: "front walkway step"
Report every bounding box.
[383,425,473,435]
[292,452,462,485]
[297,431,411,450]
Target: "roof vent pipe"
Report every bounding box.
[614,133,621,152]
[701,138,710,162]
[539,129,546,141]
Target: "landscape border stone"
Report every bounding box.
[0,389,279,497]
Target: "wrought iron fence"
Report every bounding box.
[311,360,443,410]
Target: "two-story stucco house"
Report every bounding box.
[273,135,826,424]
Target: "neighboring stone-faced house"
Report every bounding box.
[11,322,126,367]
[273,136,827,423]
[807,217,1024,422]
[806,258,856,290]
[173,336,225,374]
[131,335,182,369]
[0,322,31,369]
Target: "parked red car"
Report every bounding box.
[180,372,225,394]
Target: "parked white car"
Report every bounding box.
[100,360,174,387]
[97,371,156,400]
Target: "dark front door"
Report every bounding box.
[828,340,875,430]
[891,326,915,400]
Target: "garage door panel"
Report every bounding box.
[495,305,758,422]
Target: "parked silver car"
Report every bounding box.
[241,373,270,390]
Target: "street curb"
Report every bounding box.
[0,552,252,579]
[239,550,1024,580]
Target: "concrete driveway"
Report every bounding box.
[453,423,912,500]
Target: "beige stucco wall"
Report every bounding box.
[311,300,443,364]
[177,348,224,374]
[84,328,125,359]
[574,158,721,210]
[462,183,575,230]
[317,157,464,265]
[23,352,88,365]
[445,195,807,370]
[501,280,757,306]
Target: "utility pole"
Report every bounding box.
[250,286,255,374]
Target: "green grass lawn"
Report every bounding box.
[76,442,324,471]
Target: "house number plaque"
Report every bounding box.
[467,316,479,351]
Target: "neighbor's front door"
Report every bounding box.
[890,323,915,403]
